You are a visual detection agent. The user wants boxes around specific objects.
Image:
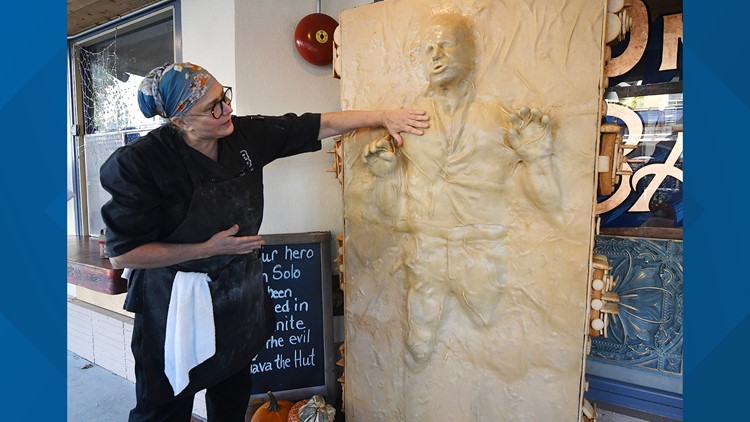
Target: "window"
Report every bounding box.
[68,6,177,236]
[596,0,683,239]
[598,88,683,235]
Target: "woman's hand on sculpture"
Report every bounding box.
[362,136,399,177]
[382,109,430,147]
[507,107,554,162]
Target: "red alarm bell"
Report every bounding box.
[294,13,338,66]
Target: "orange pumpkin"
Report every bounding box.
[287,399,307,422]
[251,391,295,422]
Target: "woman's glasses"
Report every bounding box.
[188,86,232,119]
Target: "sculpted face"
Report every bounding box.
[420,16,475,88]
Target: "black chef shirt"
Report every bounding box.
[100,113,321,257]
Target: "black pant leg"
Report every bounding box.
[205,364,253,422]
[129,313,196,422]
[128,395,195,422]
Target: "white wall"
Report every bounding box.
[234,0,370,240]
[180,0,236,88]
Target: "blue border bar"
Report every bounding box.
[585,374,683,420]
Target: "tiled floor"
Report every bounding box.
[69,350,660,422]
[597,408,649,422]
[68,351,135,421]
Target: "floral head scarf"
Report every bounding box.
[137,62,216,118]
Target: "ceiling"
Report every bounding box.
[68,0,163,37]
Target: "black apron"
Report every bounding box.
[128,139,274,406]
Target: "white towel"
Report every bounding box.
[164,271,216,396]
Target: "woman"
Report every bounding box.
[100,62,429,421]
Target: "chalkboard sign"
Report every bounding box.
[249,231,335,404]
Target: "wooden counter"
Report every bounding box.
[67,236,126,295]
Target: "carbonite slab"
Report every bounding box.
[339,1,605,420]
